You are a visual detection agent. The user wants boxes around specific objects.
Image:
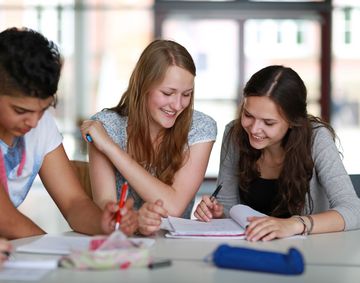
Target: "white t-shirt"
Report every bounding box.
[0,111,62,207]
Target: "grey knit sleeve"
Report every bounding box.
[310,125,360,230]
[216,121,241,217]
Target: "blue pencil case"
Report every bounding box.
[211,244,304,275]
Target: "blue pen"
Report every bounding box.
[85,134,93,143]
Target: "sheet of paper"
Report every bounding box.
[165,233,245,240]
[16,235,92,255]
[3,259,59,269]
[229,204,267,228]
[0,268,53,281]
[167,216,245,236]
[160,217,174,231]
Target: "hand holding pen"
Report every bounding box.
[100,193,137,236]
[193,183,224,222]
[81,120,115,154]
[210,184,223,201]
[115,182,129,231]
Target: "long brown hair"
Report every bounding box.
[228,65,335,216]
[111,40,195,185]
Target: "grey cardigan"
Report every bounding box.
[217,121,360,231]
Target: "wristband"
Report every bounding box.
[304,215,314,234]
[292,216,307,235]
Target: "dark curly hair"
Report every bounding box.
[228,65,335,216]
[0,27,62,102]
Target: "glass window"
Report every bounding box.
[244,19,321,116]
[332,0,360,174]
[0,0,154,160]
[162,18,239,176]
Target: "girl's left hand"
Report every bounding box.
[245,216,301,242]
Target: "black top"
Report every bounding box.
[241,178,290,218]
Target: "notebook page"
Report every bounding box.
[0,268,53,281]
[16,235,91,255]
[167,216,245,236]
[165,233,245,239]
[3,259,59,269]
[160,217,174,231]
[229,204,267,228]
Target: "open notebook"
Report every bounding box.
[164,204,266,239]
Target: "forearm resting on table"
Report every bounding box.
[0,186,45,239]
[309,210,345,234]
[64,198,104,235]
[103,146,195,216]
[0,211,45,240]
[293,210,345,236]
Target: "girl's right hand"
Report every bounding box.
[194,195,224,222]
[80,120,114,153]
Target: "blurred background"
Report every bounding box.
[1,0,358,232]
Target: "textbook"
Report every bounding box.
[165,204,266,239]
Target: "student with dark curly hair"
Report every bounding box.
[195,65,360,241]
[0,27,137,239]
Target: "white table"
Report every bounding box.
[5,230,360,283]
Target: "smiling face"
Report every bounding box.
[241,96,290,151]
[147,65,194,137]
[0,94,54,146]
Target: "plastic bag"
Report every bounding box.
[59,230,150,270]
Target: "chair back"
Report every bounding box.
[350,174,360,198]
[70,160,92,199]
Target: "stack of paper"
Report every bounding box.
[16,235,91,255]
[163,204,267,239]
[0,259,59,281]
[165,217,246,239]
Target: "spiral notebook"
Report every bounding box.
[165,204,266,239]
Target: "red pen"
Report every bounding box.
[115,181,128,230]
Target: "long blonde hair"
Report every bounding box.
[111,40,195,184]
